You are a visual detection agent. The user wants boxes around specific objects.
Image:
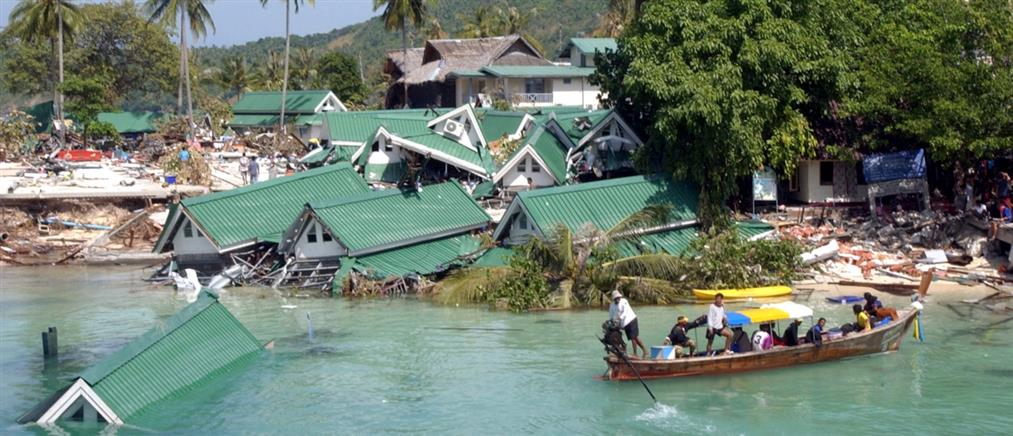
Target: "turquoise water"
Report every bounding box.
[1,265,1011,435]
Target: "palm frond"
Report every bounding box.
[600,253,686,281]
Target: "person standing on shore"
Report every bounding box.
[239,152,250,185]
[248,156,260,184]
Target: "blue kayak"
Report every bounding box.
[826,295,864,304]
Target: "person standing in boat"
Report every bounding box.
[706,293,734,356]
[609,290,647,359]
[663,315,697,358]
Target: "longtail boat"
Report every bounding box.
[604,301,923,380]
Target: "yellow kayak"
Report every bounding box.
[692,286,793,300]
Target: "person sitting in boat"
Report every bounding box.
[783,319,803,346]
[806,318,827,346]
[863,292,900,324]
[758,323,784,346]
[853,304,872,333]
[706,293,734,356]
[609,290,647,359]
[662,315,697,358]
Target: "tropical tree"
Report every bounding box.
[145,0,216,130]
[315,51,367,104]
[7,0,82,146]
[60,75,112,147]
[458,5,499,38]
[374,0,430,108]
[259,0,314,136]
[594,0,635,37]
[259,50,285,90]
[290,47,317,90]
[421,15,447,40]
[216,56,255,100]
[593,0,853,226]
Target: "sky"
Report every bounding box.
[0,0,381,47]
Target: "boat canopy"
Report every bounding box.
[727,302,815,327]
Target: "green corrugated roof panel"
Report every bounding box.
[470,180,496,199]
[480,65,596,78]
[551,110,612,143]
[735,220,775,239]
[478,111,526,143]
[526,126,569,183]
[515,175,699,236]
[570,38,617,55]
[96,112,161,134]
[354,235,475,279]
[473,246,515,267]
[232,90,332,114]
[311,181,490,255]
[615,226,699,258]
[363,162,405,183]
[179,163,369,249]
[228,113,280,127]
[81,290,261,420]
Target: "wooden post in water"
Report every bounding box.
[41,327,58,358]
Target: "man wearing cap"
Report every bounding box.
[609,290,647,359]
[783,319,804,346]
[663,316,697,358]
[706,293,733,356]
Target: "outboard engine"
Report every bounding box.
[600,320,626,355]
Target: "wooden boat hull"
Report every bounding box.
[605,308,919,380]
[692,286,792,300]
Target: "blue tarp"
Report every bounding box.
[862,149,926,183]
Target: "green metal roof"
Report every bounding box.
[363,162,405,183]
[525,126,569,183]
[735,220,775,239]
[569,38,617,55]
[96,112,161,134]
[173,163,370,250]
[310,181,490,255]
[80,290,261,420]
[506,175,699,237]
[478,111,526,143]
[548,110,612,144]
[229,113,319,128]
[480,65,596,78]
[615,226,699,258]
[472,246,515,268]
[353,234,479,279]
[232,90,334,114]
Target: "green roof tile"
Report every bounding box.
[507,175,699,237]
[310,182,490,255]
[232,90,334,114]
[174,163,369,250]
[81,291,261,420]
[472,246,515,267]
[525,126,569,183]
[477,111,526,143]
[96,112,161,134]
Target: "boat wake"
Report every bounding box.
[636,403,716,433]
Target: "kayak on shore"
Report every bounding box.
[692,285,792,300]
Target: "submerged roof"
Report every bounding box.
[494,175,699,239]
[66,291,261,421]
[97,112,161,134]
[232,90,338,114]
[306,181,490,256]
[353,234,482,279]
[158,163,369,252]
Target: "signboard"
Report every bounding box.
[752,168,778,202]
[862,149,926,183]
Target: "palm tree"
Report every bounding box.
[8,0,82,147]
[259,50,285,90]
[458,5,499,39]
[259,0,314,136]
[217,56,255,100]
[497,6,543,54]
[145,0,215,130]
[291,47,317,90]
[421,15,447,40]
[594,0,635,37]
[374,0,430,108]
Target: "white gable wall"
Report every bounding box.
[293,218,346,259]
[503,210,538,246]
[499,152,556,191]
[172,217,219,255]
